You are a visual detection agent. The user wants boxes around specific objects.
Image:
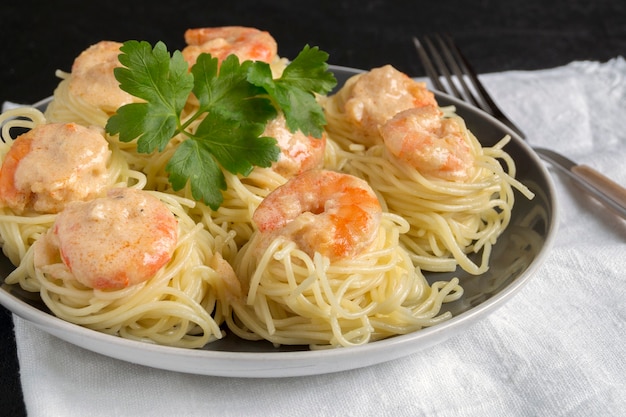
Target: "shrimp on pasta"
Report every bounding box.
[182,26,278,67]
[323,65,535,274]
[27,187,230,348]
[0,107,141,274]
[228,169,463,348]
[343,105,533,274]
[0,122,111,215]
[45,41,142,127]
[380,106,474,181]
[251,169,382,260]
[323,65,436,148]
[67,41,139,114]
[34,188,178,290]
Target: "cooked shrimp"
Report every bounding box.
[380,106,474,181]
[252,169,382,260]
[334,65,437,146]
[68,41,139,113]
[182,26,278,67]
[33,188,178,290]
[263,114,326,177]
[0,122,111,214]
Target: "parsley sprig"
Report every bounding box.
[105,40,336,210]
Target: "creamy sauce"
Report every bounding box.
[68,41,138,113]
[380,107,474,181]
[34,188,178,290]
[0,123,111,214]
[339,65,436,146]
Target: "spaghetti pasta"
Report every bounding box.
[0,107,143,269]
[27,191,234,348]
[344,112,533,274]
[0,30,533,350]
[228,212,462,348]
[323,68,534,274]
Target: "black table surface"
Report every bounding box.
[1,0,625,415]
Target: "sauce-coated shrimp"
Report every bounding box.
[0,123,111,214]
[68,41,139,114]
[252,169,382,260]
[34,188,178,290]
[336,65,437,146]
[380,106,474,181]
[182,26,278,66]
[263,114,326,177]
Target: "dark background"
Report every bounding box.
[2,0,626,105]
[1,1,625,415]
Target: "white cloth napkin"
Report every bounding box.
[11,57,626,417]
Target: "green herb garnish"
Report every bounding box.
[105,40,336,210]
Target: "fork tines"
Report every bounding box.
[412,34,525,139]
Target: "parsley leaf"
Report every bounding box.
[247,45,337,138]
[166,139,225,206]
[192,111,277,175]
[107,40,193,152]
[192,54,276,126]
[105,40,336,210]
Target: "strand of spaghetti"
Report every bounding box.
[0,107,47,142]
[3,243,40,292]
[0,214,55,267]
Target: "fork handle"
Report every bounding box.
[535,148,626,219]
[571,164,626,213]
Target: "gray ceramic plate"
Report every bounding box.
[0,65,558,377]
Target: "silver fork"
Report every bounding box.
[413,34,626,219]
